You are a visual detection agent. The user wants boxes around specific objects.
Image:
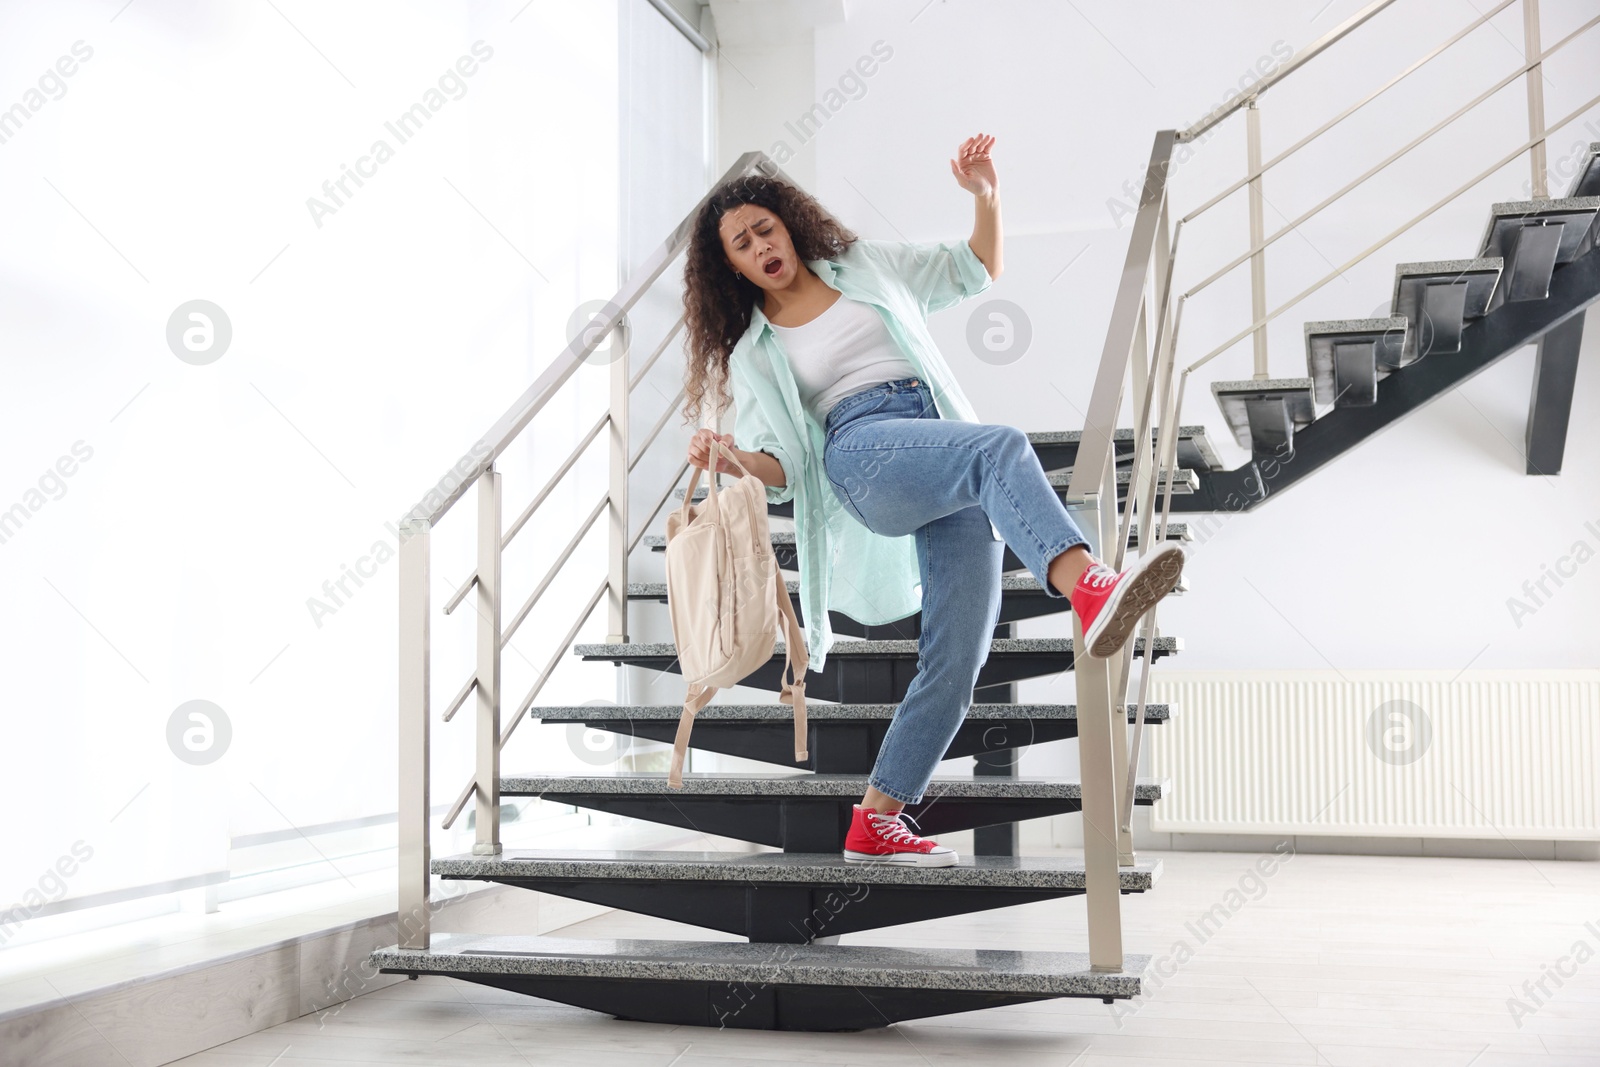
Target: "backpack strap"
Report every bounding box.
[667,408,727,790]
[667,681,717,789]
[772,562,809,764]
[666,423,809,786]
[666,575,808,788]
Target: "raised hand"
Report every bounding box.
[950,133,997,198]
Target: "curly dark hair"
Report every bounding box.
[680,173,859,426]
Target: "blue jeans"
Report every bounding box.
[821,375,1091,805]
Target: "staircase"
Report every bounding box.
[368,0,1600,1037]
[1185,177,1599,510]
[363,131,1178,1023]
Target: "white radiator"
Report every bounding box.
[1145,671,1600,839]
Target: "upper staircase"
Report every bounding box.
[1187,181,1598,510]
[369,0,1600,1035]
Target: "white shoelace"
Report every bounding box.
[868,809,928,846]
[1083,563,1119,590]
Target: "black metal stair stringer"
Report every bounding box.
[1171,242,1600,512]
[442,971,1058,1030]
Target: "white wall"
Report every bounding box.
[717,0,1600,672]
[5,0,1593,920]
[0,0,635,918]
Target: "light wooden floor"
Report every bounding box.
[168,849,1600,1066]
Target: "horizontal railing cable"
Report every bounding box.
[1180,15,1600,302]
[1180,0,1520,222]
[1182,89,1600,375]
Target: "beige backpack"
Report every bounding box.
[663,412,808,788]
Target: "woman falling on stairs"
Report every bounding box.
[679,134,1185,868]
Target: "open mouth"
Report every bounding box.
[762,255,783,276]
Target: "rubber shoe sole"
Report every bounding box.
[1082,543,1187,659]
[841,848,959,867]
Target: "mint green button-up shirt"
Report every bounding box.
[726,235,996,673]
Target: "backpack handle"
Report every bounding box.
[679,402,753,522]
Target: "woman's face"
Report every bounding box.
[718,202,798,293]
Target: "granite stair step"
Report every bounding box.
[573,635,1183,703]
[623,573,1188,633]
[1051,467,1197,493]
[1027,425,1223,473]
[369,933,1154,1030]
[539,701,1172,772]
[671,425,1220,487]
[1477,196,1600,313]
[1303,318,1403,408]
[1210,376,1316,459]
[433,849,1163,943]
[643,521,1190,575]
[1389,258,1503,365]
[498,772,1171,851]
[676,465,1198,507]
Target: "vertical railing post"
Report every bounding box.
[1066,129,1173,974]
[1130,295,1150,425]
[1068,129,1174,506]
[1109,193,1178,867]
[1524,0,1548,197]
[473,471,503,857]
[398,518,431,950]
[1117,199,1181,864]
[1106,293,1152,868]
[1246,100,1269,380]
[1075,578,1126,972]
[1107,650,1134,866]
[607,312,632,645]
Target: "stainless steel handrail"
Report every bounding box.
[391,126,1166,970]
[403,154,775,530]
[398,136,1155,976]
[630,459,696,554]
[1061,129,1178,972]
[1182,88,1600,375]
[629,315,689,395]
[398,149,805,950]
[1066,131,1177,508]
[430,145,806,819]
[1179,0,1400,142]
[437,457,690,823]
[440,574,610,830]
[1179,14,1599,302]
[442,376,689,615]
[501,494,609,647]
[506,412,609,548]
[432,151,806,825]
[444,413,605,616]
[1173,0,1570,377]
[441,454,694,724]
[633,384,692,473]
[1078,0,1579,947]
[1180,0,1519,223]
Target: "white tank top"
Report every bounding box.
[770,294,919,425]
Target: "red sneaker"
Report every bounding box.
[842,804,957,867]
[1070,543,1187,659]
